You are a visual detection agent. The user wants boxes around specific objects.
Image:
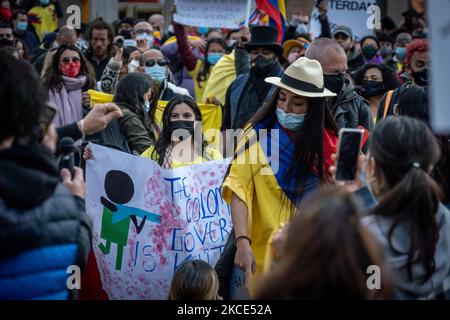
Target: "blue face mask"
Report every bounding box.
[207,52,223,65]
[395,47,406,60]
[145,65,167,84]
[276,108,307,131]
[198,26,209,36]
[16,21,28,32]
[40,0,50,6]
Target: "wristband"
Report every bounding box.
[235,235,251,246]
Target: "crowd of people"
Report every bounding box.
[1,0,450,300]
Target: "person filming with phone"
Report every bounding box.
[0,51,92,300]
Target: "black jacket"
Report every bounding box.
[330,76,374,132]
[0,141,92,299]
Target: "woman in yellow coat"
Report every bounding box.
[221,58,339,281]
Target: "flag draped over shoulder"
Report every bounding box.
[255,0,286,43]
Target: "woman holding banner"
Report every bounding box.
[141,95,222,168]
[220,57,339,284]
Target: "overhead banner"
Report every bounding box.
[310,0,378,40]
[428,0,450,134]
[174,0,252,28]
[86,144,232,299]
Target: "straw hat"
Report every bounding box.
[265,57,337,98]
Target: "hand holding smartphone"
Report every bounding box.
[335,128,364,181]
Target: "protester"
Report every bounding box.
[140,48,190,100]
[221,25,284,130]
[116,17,134,35]
[353,64,399,123]
[43,44,96,127]
[149,13,172,45]
[141,95,222,167]
[113,72,157,155]
[253,186,393,300]
[377,32,396,70]
[169,260,221,300]
[14,37,28,59]
[201,27,251,106]
[174,21,228,101]
[393,32,413,83]
[218,58,339,296]
[11,9,38,52]
[38,25,78,76]
[377,38,428,120]
[0,0,12,23]
[0,50,91,300]
[0,22,14,48]
[84,19,115,81]
[133,20,154,53]
[305,38,373,131]
[332,25,364,74]
[352,117,450,299]
[360,36,384,65]
[282,37,310,67]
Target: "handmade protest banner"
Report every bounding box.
[86,144,232,299]
[428,0,450,134]
[310,0,378,40]
[174,0,252,29]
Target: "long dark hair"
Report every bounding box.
[254,186,393,299]
[234,88,338,213]
[197,38,228,85]
[42,44,96,91]
[152,95,208,166]
[396,85,450,204]
[113,72,157,130]
[370,116,442,283]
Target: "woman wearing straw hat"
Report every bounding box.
[220,57,339,283]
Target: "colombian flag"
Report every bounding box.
[255,0,286,44]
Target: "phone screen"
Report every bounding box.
[335,129,363,181]
[124,39,137,47]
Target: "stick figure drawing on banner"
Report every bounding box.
[98,170,161,270]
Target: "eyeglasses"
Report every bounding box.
[0,33,13,39]
[145,59,168,67]
[135,29,153,35]
[61,57,81,64]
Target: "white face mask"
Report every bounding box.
[144,100,150,112]
[128,59,139,74]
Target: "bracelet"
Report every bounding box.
[235,235,251,246]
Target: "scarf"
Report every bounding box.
[49,75,87,128]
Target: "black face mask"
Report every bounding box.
[252,55,276,77]
[324,73,345,95]
[412,68,428,87]
[0,38,14,48]
[169,120,195,141]
[362,80,385,97]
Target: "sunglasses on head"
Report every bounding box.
[145,59,168,67]
[61,57,80,64]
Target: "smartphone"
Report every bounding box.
[123,39,137,47]
[335,128,363,181]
